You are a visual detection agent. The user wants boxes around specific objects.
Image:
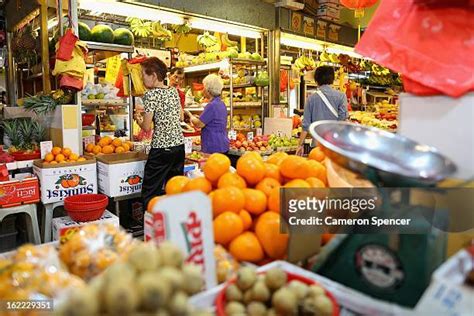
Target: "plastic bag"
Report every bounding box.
[413,0,474,6]
[56,29,78,61]
[58,223,135,280]
[355,0,474,97]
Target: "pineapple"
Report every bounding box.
[23,95,58,115]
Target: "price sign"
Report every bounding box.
[40,141,53,159]
[247,132,254,142]
[256,128,263,137]
[277,130,283,138]
[184,137,193,154]
[228,130,237,140]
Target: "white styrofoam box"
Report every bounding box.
[317,4,341,20]
[398,93,474,179]
[96,152,147,198]
[145,191,216,290]
[33,159,98,204]
[52,210,119,242]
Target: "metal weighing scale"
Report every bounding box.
[308,121,458,308]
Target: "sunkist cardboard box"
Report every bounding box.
[144,191,217,289]
[52,210,120,244]
[33,158,98,204]
[95,152,147,197]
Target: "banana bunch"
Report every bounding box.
[221,33,238,48]
[294,55,316,72]
[151,21,172,41]
[127,17,152,38]
[197,31,218,48]
[127,63,146,96]
[320,51,330,62]
[371,64,391,76]
[173,21,192,34]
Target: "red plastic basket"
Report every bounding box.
[82,114,96,126]
[215,271,340,316]
[64,194,109,222]
[11,150,41,161]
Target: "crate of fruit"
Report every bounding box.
[33,147,97,204]
[95,151,147,198]
[0,176,40,208]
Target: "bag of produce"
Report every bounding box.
[355,0,474,97]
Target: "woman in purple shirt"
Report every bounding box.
[185,74,230,154]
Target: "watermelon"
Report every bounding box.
[113,28,134,46]
[78,22,92,41]
[90,24,114,43]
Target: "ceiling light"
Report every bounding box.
[189,19,262,39]
[280,33,324,51]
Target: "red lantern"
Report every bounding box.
[340,0,378,17]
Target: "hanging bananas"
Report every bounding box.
[151,21,173,41]
[127,17,152,38]
[294,55,316,74]
[197,31,218,49]
[221,33,238,48]
[173,21,192,34]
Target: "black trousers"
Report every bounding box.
[142,144,185,209]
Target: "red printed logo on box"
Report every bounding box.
[0,178,40,208]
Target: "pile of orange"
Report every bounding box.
[43,147,87,165]
[85,136,134,155]
[150,147,329,264]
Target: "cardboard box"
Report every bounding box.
[52,210,119,244]
[0,176,40,208]
[96,152,147,197]
[144,191,217,289]
[317,4,341,21]
[33,158,98,204]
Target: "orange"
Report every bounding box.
[243,189,267,216]
[241,151,263,162]
[44,153,54,162]
[165,176,190,195]
[69,153,79,161]
[55,154,66,163]
[122,143,131,152]
[306,177,325,188]
[115,146,125,154]
[213,211,244,245]
[182,177,213,194]
[125,141,134,150]
[147,195,166,212]
[85,143,95,153]
[236,156,265,186]
[268,187,280,213]
[255,177,281,197]
[92,145,102,155]
[60,160,68,164]
[229,232,264,263]
[51,147,62,156]
[102,136,113,145]
[50,161,58,165]
[284,179,311,188]
[112,138,123,147]
[264,163,282,183]
[77,157,87,162]
[203,153,231,182]
[280,156,309,180]
[217,172,247,189]
[255,211,288,260]
[306,160,327,184]
[266,152,288,166]
[239,210,252,231]
[62,148,72,158]
[98,138,109,147]
[102,145,114,154]
[212,187,245,217]
[308,147,325,162]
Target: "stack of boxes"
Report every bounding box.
[317,0,342,23]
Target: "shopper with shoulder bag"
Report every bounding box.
[296,66,348,156]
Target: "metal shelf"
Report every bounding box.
[82,99,129,107]
[229,58,266,66]
[224,83,258,89]
[233,102,262,108]
[84,41,135,53]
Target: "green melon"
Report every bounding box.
[78,22,92,41]
[113,28,134,46]
[90,24,114,43]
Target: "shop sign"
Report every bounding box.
[303,16,315,36]
[291,12,303,33]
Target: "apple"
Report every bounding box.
[242,141,248,148]
[256,141,263,147]
[235,140,242,148]
[247,147,253,151]
[260,146,266,151]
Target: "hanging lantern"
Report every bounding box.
[340,0,379,18]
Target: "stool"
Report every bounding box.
[42,201,64,243]
[0,204,41,245]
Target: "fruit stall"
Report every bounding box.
[1,1,473,315]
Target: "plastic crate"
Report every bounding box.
[0,216,17,234]
[0,231,18,252]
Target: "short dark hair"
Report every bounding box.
[141,57,168,81]
[170,67,184,75]
[315,66,335,85]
